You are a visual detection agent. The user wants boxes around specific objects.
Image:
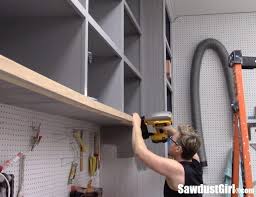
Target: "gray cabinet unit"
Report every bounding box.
[86,0,142,113]
[0,0,170,196]
[0,0,143,113]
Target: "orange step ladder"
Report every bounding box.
[229,50,254,197]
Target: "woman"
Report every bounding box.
[132,113,203,197]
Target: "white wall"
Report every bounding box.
[172,12,256,196]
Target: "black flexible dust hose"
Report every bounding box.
[190,38,236,167]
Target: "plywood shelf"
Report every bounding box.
[0,55,132,126]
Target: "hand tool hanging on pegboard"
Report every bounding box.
[73,130,86,172]
[0,123,43,197]
[31,123,42,151]
[93,133,100,169]
[17,155,25,197]
[0,153,19,197]
[68,162,78,185]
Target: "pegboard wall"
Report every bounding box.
[172,12,256,196]
[0,103,100,197]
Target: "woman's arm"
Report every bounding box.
[132,113,184,181]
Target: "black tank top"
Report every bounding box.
[164,159,203,197]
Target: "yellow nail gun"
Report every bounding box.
[141,111,172,143]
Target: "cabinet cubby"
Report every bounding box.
[87,23,123,111]
[124,59,141,114]
[124,1,141,71]
[0,16,86,94]
[88,0,123,49]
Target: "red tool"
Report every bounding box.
[0,152,24,172]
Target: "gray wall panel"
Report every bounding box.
[141,0,165,116]
[100,126,137,197]
[124,35,140,70]
[139,0,166,196]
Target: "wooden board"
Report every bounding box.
[0,55,132,126]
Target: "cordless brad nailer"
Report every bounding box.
[141,111,172,143]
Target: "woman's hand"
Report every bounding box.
[132,113,141,128]
[155,125,177,136]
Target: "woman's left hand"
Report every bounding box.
[132,113,141,128]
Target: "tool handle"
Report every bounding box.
[80,151,83,172]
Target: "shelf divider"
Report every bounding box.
[67,0,86,17]
[124,56,142,80]
[124,1,142,35]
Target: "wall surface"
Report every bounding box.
[169,0,256,17]
[0,103,100,197]
[172,12,256,196]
